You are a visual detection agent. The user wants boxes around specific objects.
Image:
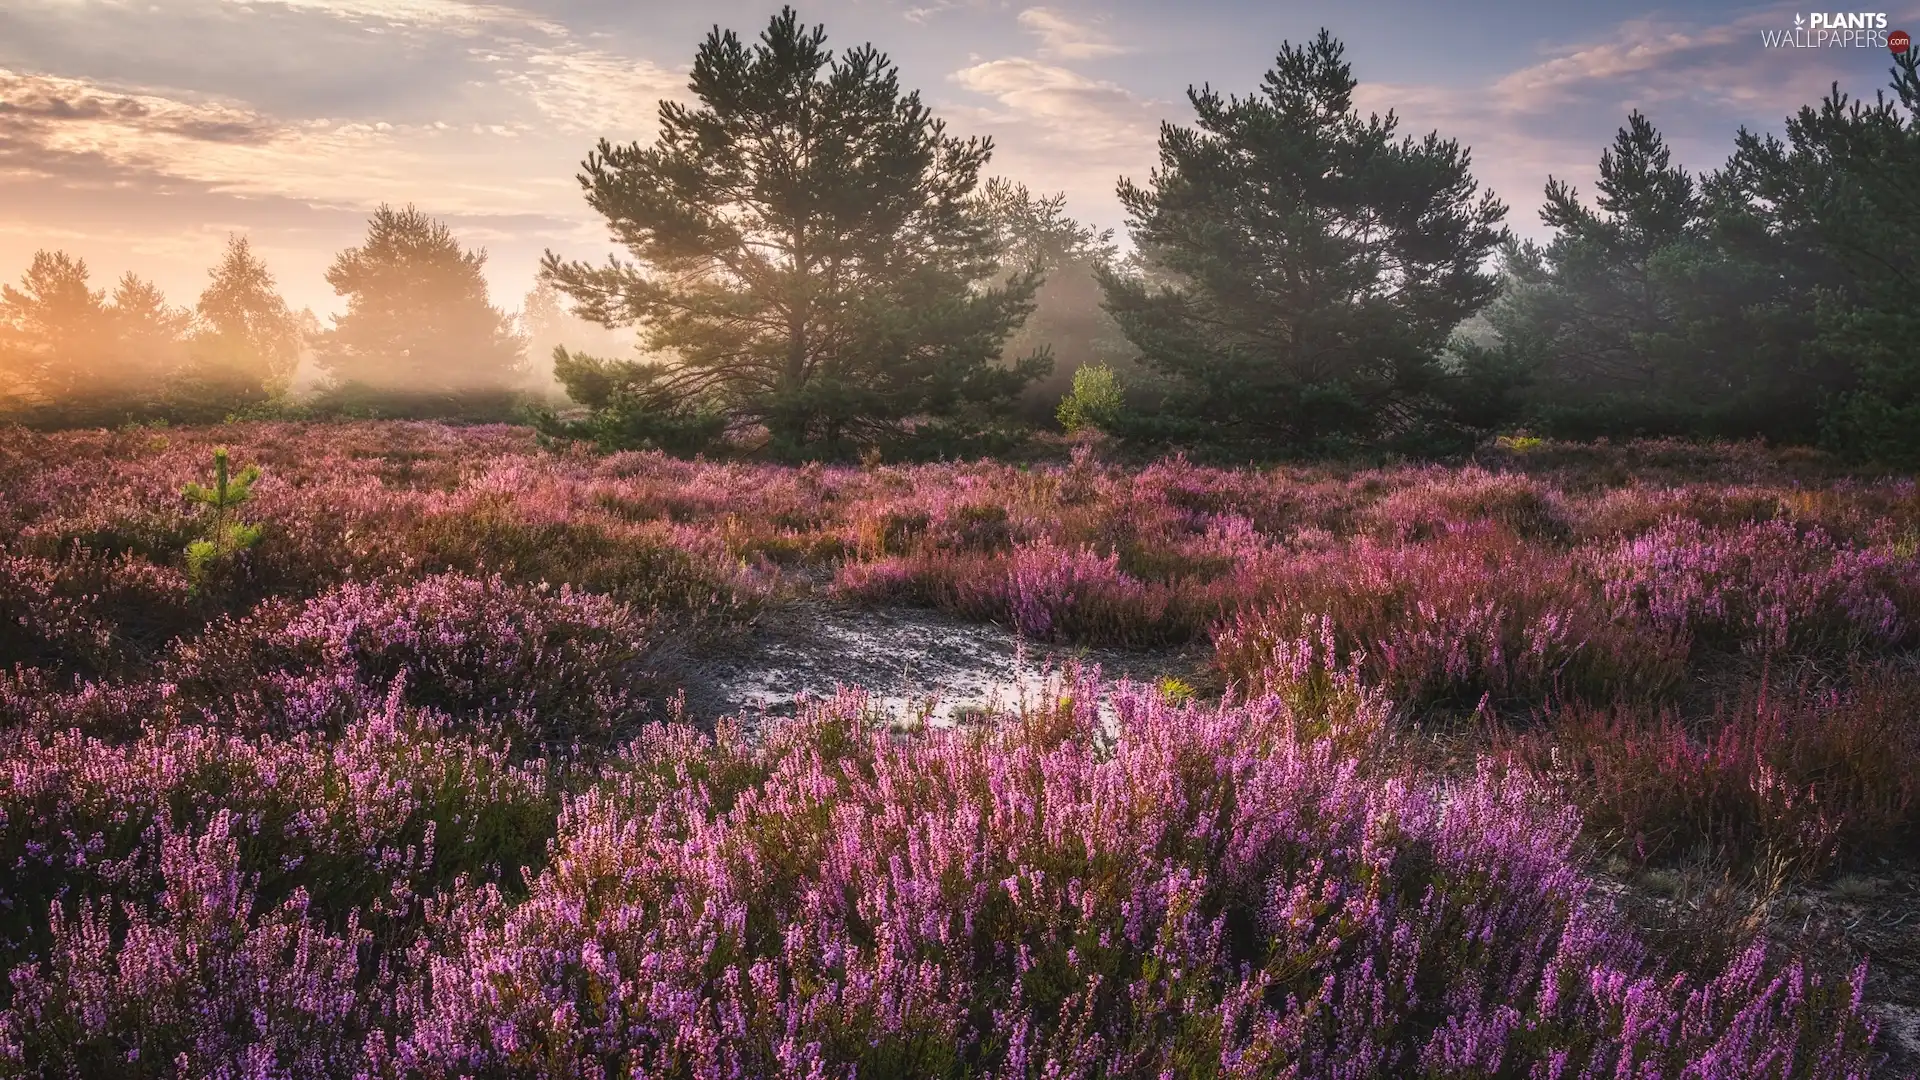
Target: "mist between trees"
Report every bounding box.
[6,7,1920,464]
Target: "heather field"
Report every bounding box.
[2,421,1918,1078]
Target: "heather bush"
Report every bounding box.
[165,573,661,745]
[400,493,761,626]
[0,811,376,1079]
[0,549,195,674]
[0,688,555,962]
[1358,467,1573,543]
[835,540,1192,646]
[1215,529,1687,709]
[388,679,1881,1077]
[1503,662,1920,878]
[0,636,1895,1074]
[0,666,178,741]
[1592,519,1918,658]
[1569,484,1795,543]
[0,424,1911,1075]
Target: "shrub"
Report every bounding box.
[0,690,555,983]
[1502,662,1920,878]
[1215,530,1686,710]
[1591,518,1917,657]
[391,678,1883,1077]
[164,573,661,746]
[0,812,375,1079]
[0,550,194,674]
[180,446,263,588]
[835,539,1188,646]
[1055,362,1125,434]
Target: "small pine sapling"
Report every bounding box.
[182,446,263,585]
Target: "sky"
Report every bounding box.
[1,0,1915,319]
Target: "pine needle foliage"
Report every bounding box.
[181,447,263,586]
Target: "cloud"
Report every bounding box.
[945,55,1166,237]
[0,70,280,145]
[207,0,565,36]
[0,0,669,317]
[951,57,1158,153]
[2,0,1901,317]
[486,44,686,138]
[1015,7,1131,60]
[1488,13,1797,109]
[903,2,960,23]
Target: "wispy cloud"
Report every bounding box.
[945,55,1163,228]
[951,58,1158,152]
[0,70,280,145]
[207,0,565,36]
[1015,7,1132,60]
[1346,5,1891,228]
[486,45,686,138]
[1489,12,1797,108]
[0,0,1907,314]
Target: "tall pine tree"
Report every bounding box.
[318,205,524,401]
[974,179,1141,428]
[1486,113,1827,439]
[108,272,192,398]
[0,252,113,406]
[186,235,304,408]
[542,7,1047,456]
[1098,30,1507,452]
[0,255,195,422]
[1719,50,1920,463]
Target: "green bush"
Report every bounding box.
[1056,363,1125,434]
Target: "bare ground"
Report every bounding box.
[660,599,1206,729]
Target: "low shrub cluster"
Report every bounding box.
[1501,662,1920,879]
[0,676,1889,1077]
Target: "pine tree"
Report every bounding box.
[108,272,192,401]
[520,278,628,400]
[1486,113,1826,438]
[0,251,113,406]
[976,178,1115,274]
[542,7,1047,456]
[1,255,197,420]
[1721,50,1920,463]
[181,447,263,587]
[318,205,524,401]
[186,235,303,407]
[1534,112,1703,392]
[1097,30,1507,451]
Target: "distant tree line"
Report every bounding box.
[0,208,534,427]
[8,7,1920,466]
[0,238,305,426]
[1476,72,1920,464]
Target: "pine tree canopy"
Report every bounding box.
[188,235,303,403]
[542,6,1048,455]
[109,272,192,392]
[1718,50,1920,462]
[1098,29,1508,450]
[319,204,524,396]
[0,252,112,403]
[1499,114,1709,396]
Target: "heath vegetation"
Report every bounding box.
[1,6,1919,1076]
